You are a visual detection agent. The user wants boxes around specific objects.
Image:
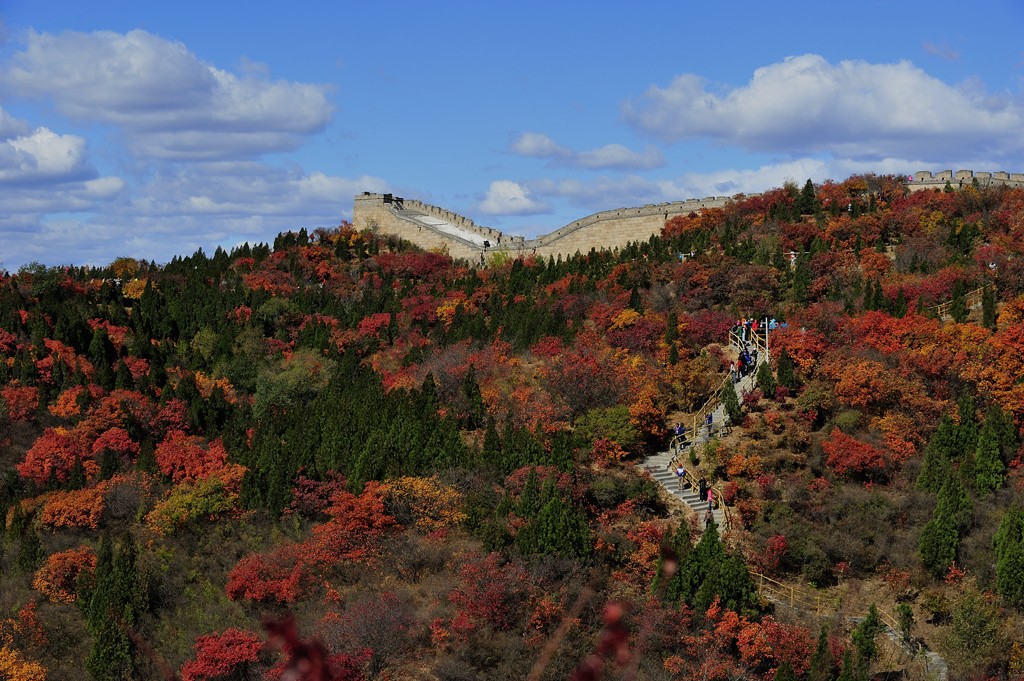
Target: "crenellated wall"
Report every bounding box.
[909,169,1024,192]
[353,192,739,263]
[353,169,1024,264]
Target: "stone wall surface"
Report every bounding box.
[353,170,1023,264]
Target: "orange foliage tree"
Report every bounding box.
[32,547,96,603]
[38,484,110,529]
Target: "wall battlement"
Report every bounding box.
[909,169,1024,192]
[353,169,1023,263]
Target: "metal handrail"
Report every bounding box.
[751,571,902,632]
[928,283,992,319]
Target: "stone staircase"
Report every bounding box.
[642,449,726,527]
[637,329,766,531]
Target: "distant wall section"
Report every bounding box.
[353,169,1024,264]
[353,192,738,263]
[909,169,1024,192]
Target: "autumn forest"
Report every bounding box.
[3,175,1024,680]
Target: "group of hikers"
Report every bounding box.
[734,316,781,343]
[730,347,759,383]
[672,463,718,527]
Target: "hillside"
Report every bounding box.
[2,174,1023,680]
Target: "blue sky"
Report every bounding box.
[1,1,1023,270]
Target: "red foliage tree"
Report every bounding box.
[16,428,89,485]
[180,628,264,681]
[91,427,140,458]
[226,484,398,604]
[155,431,228,484]
[447,552,531,639]
[822,428,888,480]
[1,383,39,422]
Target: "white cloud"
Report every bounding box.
[479,180,550,215]
[0,126,93,184]
[530,175,666,210]
[0,107,31,138]
[622,54,1024,163]
[512,132,664,170]
[0,29,334,160]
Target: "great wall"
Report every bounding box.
[352,169,1024,263]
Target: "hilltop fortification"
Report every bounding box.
[353,169,1024,263]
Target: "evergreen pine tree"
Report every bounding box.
[893,288,908,318]
[776,348,797,390]
[797,179,819,215]
[656,522,692,603]
[17,529,43,572]
[756,361,776,399]
[851,604,883,675]
[919,473,972,578]
[950,280,968,323]
[482,416,502,467]
[791,254,812,303]
[721,376,742,425]
[86,535,141,681]
[773,661,798,681]
[835,649,856,681]
[974,419,1005,494]
[665,311,678,345]
[916,415,959,493]
[460,365,486,430]
[808,625,835,681]
[994,505,1024,606]
[982,285,997,329]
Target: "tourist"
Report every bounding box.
[675,464,687,491]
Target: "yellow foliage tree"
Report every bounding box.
[0,646,46,681]
[379,476,466,532]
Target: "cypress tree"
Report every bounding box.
[461,365,486,430]
[982,285,996,329]
[773,661,798,681]
[919,474,972,578]
[86,535,141,681]
[797,178,819,215]
[17,529,43,572]
[835,649,856,681]
[482,415,502,467]
[916,415,960,493]
[721,377,742,425]
[974,420,1005,494]
[892,288,908,318]
[950,280,968,323]
[791,254,812,303]
[656,522,693,603]
[756,361,776,399]
[851,604,883,674]
[808,625,835,681]
[776,348,797,390]
[994,505,1024,606]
